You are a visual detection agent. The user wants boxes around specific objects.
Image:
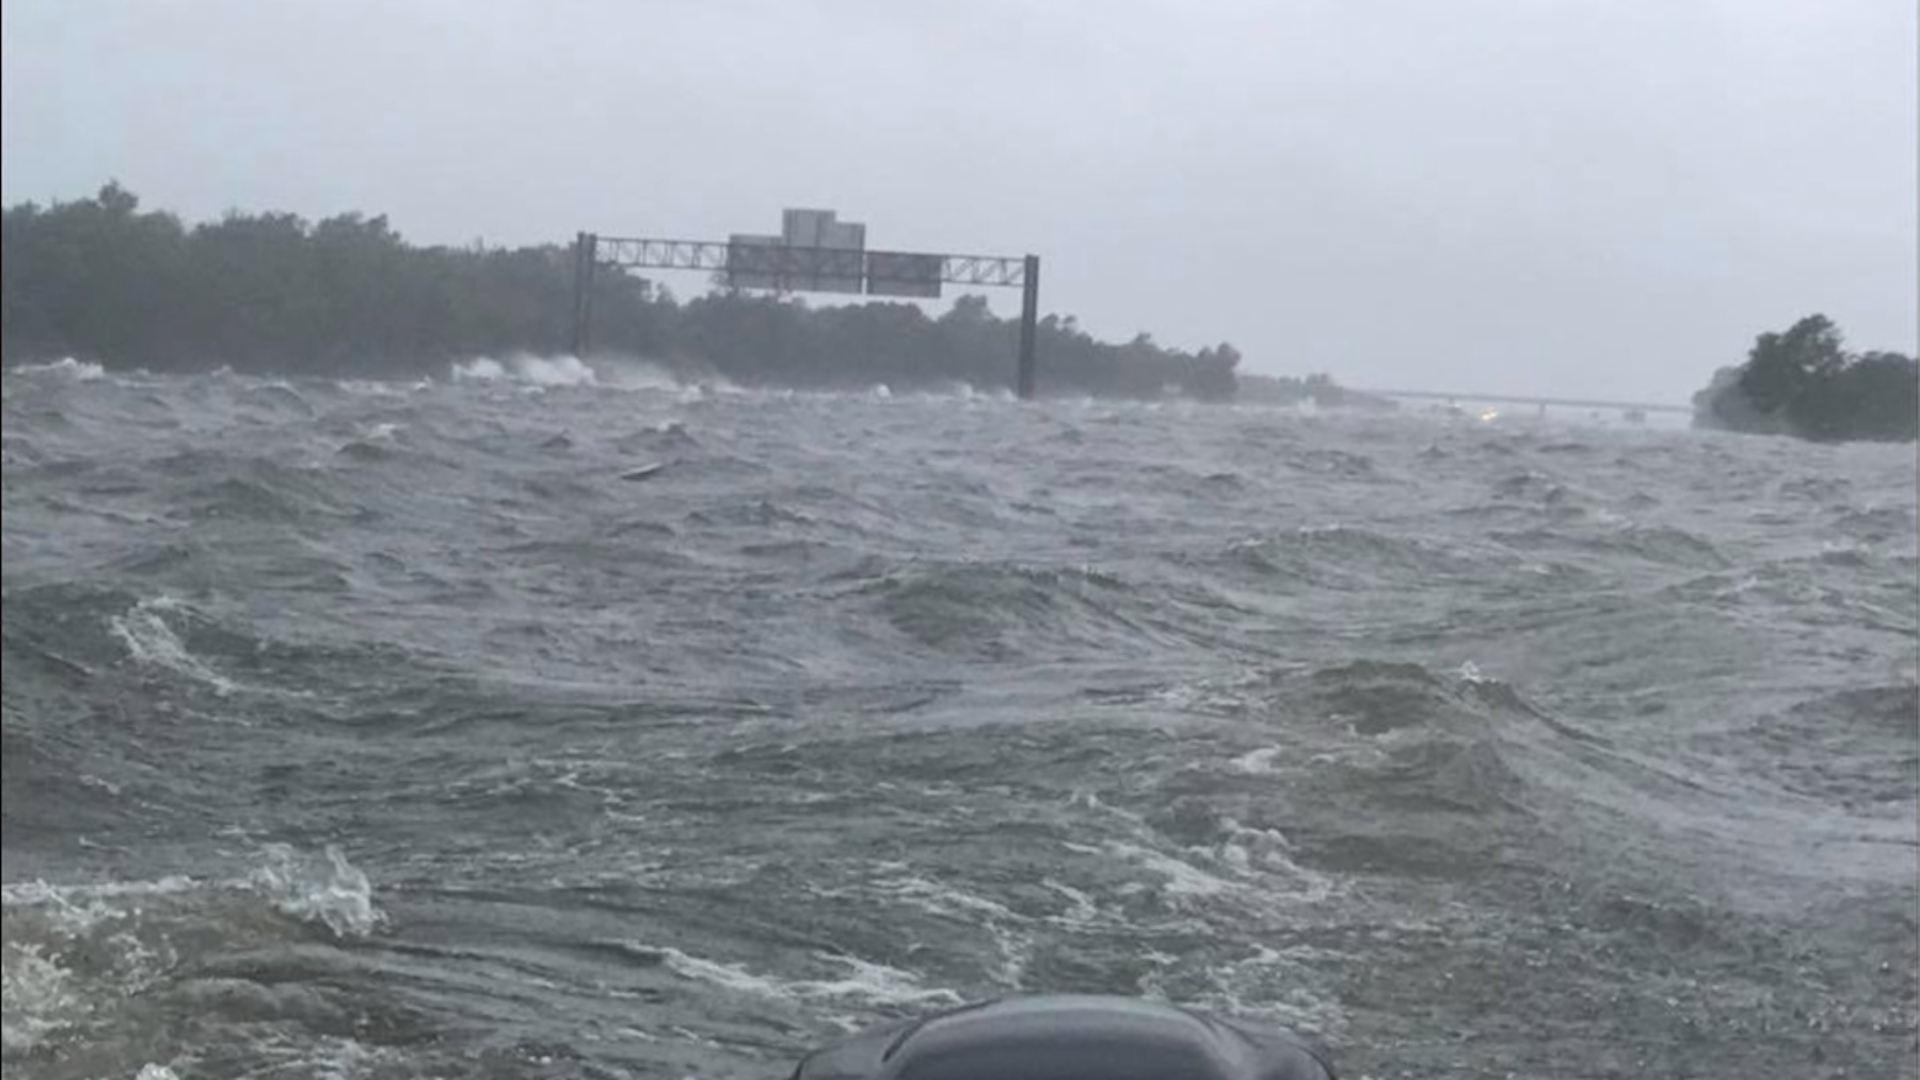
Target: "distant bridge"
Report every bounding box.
[1365,389,1693,415]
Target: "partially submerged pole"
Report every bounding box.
[570,232,598,358]
[1016,254,1040,399]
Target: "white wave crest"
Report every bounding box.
[864,873,1032,985]
[1042,878,1103,926]
[1,879,191,1053]
[11,356,106,380]
[452,356,508,381]
[647,945,962,1008]
[1211,819,1337,903]
[1,941,81,1053]
[0,847,383,1051]
[868,873,1019,922]
[1068,840,1234,898]
[1228,746,1283,775]
[452,354,600,387]
[108,598,238,696]
[334,379,411,397]
[251,844,385,938]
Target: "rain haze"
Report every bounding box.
[3,0,1913,401]
[5,4,1919,1079]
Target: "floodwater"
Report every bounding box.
[4,358,1915,1078]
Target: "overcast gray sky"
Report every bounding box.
[3,0,1914,400]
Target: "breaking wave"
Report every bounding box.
[2,366,1913,1078]
[2,846,382,1064]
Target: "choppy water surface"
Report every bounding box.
[4,359,1915,1079]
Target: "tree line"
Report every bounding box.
[1692,314,1917,442]
[3,183,1255,400]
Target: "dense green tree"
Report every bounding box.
[2,185,1266,402]
[1695,314,1917,442]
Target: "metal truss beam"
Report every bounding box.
[590,236,1028,289]
[570,231,1042,398]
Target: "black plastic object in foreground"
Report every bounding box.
[790,995,1337,1080]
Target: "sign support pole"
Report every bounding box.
[570,232,597,358]
[1016,254,1040,400]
